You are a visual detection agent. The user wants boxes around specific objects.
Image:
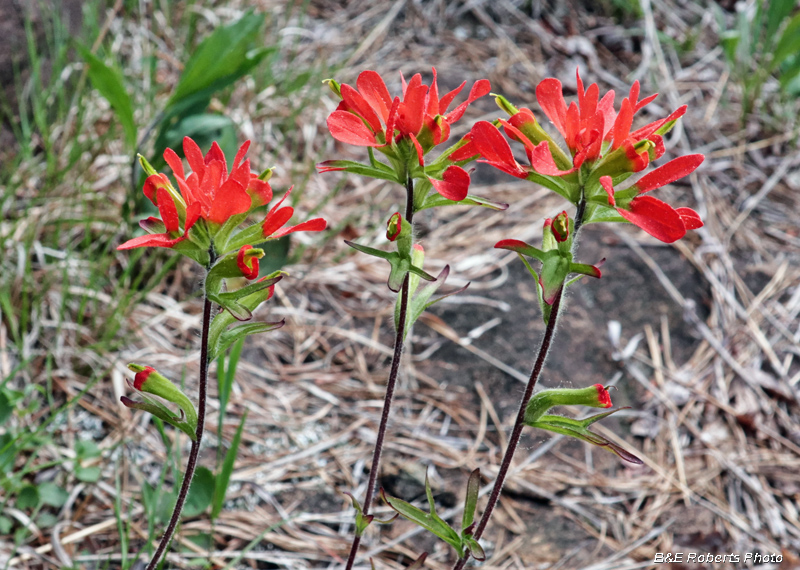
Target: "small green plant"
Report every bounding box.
[718,0,800,121]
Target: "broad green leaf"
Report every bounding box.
[75,440,101,459]
[772,13,800,70]
[167,12,269,116]
[39,482,69,507]
[765,0,796,46]
[77,45,137,149]
[184,466,216,518]
[75,465,102,483]
[17,485,40,510]
[212,410,247,520]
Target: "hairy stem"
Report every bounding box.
[451,199,587,570]
[343,177,415,570]
[145,293,213,570]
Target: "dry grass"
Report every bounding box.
[2,0,800,569]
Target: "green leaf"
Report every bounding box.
[462,469,480,532]
[0,390,13,425]
[17,484,40,510]
[211,410,247,520]
[212,321,284,362]
[75,465,102,483]
[39,482,69,508]
[765,0,796,46]
[318,160,400,183]
[75,440,101,459]
[344,240,396,261]
[382,490,462,555]
[772,13,800,70]
[184,466,216,518]
[0,516,12,534]
[77,45,137,149]
[464,536,486,561]
[166,12,269,117]
[417,192,509,212]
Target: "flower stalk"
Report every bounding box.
[342,175,415,570]
[144,291,213,570]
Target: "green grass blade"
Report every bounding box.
[211,409,247,520]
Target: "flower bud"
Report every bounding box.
[123,364,198,439]
[386,212,403,242]
[551,211,570,243]
[237,245,264,280]
[525,384,613,425]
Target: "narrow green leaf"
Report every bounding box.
[382,492,461,552]
[17,485,40,510]
[211,410,247,520]
[462,468,480,531]
[417,193,509,211]
[77,46,137,149]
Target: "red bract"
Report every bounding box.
[599,153,704,243]
[261,187,328,239]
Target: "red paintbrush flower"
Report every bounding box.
[120,138,327,255]
[323,68,491,202]
[468,69,703,241]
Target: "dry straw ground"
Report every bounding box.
[3,0,800,569]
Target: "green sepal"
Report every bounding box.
[582,202,627,225]
[213,212,251,255]
[539,254,570,305]
[495,240,547,263]
[417,192,509,212]
[382,474,464,557]
[120,396,197,440]
[587,140,653,184]
[323,78,342,98]
[526,170,579,203]
[138,153,159,177]
[211,320,285,361]
[493,92,519,116]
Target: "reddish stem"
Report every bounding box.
[145,268,214,569]
[343,177,415,570]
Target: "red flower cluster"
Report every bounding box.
[119,138,326,254]
[323,69,490,202]
[467,70,704,243]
